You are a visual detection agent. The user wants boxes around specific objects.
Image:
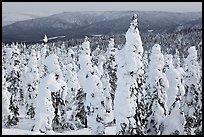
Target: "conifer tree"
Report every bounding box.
[24,49,39,119]
[145,44,169,135]
[183,46,202,135]
[114,14,146,135]
[104,38,118,104]
[78,37,106,135]
[162,54,185,135]
[6,44,21,127]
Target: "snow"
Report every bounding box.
[1,13,202,135]
[164,54,184,110]
[77,37,106,135]
[145,43,169,135]
[91,34,102,37]
[2,68,10,117]
[114,14,145,135]
[2,126,117,135]
[162,101,185,135]
[43,34,48,43]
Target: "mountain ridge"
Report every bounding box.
[2,11,202,43]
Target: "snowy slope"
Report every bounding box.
[2,126,116,135]
[2,12,50,26]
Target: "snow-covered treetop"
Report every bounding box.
[84,36,89,42]
[108,38,115,50]
[109,38,114,48]
[26,50,39,85]
[106,38,116,58]
[5,47,12,59]
[44,54,61,74]
[78,38,93,74]
[43,34,48,43]
[152,44,161,54]
[173,49,181,68]
[98,54,106,64]
[185,46,201,86]
[30,49,36,57]
[165,66,183,109]
[149,44,164,71]
[28,50,38,68]
[164,54,174,69]
[92,45,101,57]
[11,43,20,55]
[125,14,143,56]
[130,14,138,28]
[67,49,75,63]
[81,36,91,55]
[187,46,197,61]
[166,67,182,86]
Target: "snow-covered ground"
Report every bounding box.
[2,126,116,135]
[2,107,116,135]
[2,13,202,135]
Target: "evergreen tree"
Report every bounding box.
[39,42,48,78]
[162,54,185,135]
[78,37,106,135]
[63,48,85,129]
[6,44,21,127]
[183,46,202,135]
[2,62,11,127]
[104,38,118,105]
[24,49,39,119]
[101,72,112,113]
[64,49,81,111]
[114,14,145,135]
[33,54,66,133]
[92,45,101,65]
[145,44,169,135]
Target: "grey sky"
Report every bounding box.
[3,2,202,15]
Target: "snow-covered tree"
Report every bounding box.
[143,50,149,74]
[93,54,106,79]
[92,45,101,65]
[161,54,185,135]
[93,54,113,114]
[6,44,22,127]
[39,42,48,78]
[4,47,13,77]
[101,72,112,113]
[183,46,202,135]
[114,14,145,135]
[173,49,186,113]
[78,37,106,135]
[145,44,169,135]
[63,48,85,130]
[24,49,39,119]
[55,47,66,76]
[104,38,118,105]
[64,49,80,110]
[2,62,10,127]
[164,54,185,108]
[62,49,85,129]
[173,49,181,68]
[173,49,186,86]
[33,54,67,133]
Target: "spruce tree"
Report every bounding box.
[6,44,21,127]
[145,44,169,135]
[24,49,39,119]
[104,38,118,105]
[114,14,145,135]
[78,37,106,135]
[183,46,202,135]
[162,54,185,135]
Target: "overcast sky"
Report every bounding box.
[3,2,202,15]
